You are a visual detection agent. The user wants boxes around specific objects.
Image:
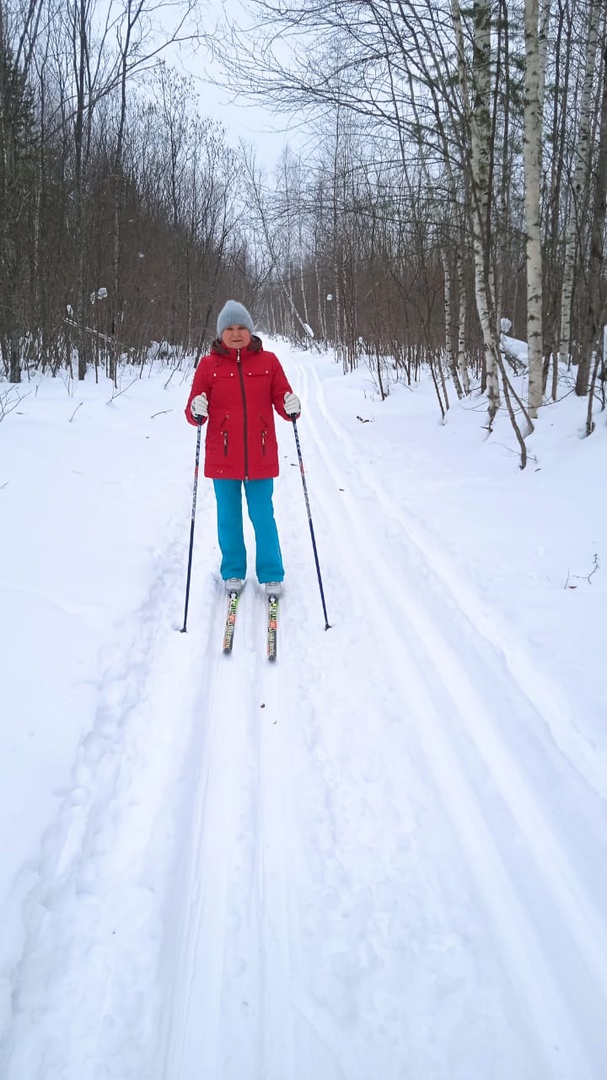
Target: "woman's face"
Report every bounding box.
[222,324,252,350]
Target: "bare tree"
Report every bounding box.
[524,0,546,417]
[580,37,607,418]
[558,0,603,377]
[0,0,44,382]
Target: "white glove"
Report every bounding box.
[284,391,301,416]
[191,393,208,419]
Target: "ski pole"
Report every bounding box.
[290,416,331,630]
[180,420,203,632]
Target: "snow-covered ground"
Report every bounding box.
[1,346,606,1079]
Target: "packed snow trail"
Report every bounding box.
[162,358,607,1079]
[2,354,607,1079]
[162,586,299,1079]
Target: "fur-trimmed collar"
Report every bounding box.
[210,334,263,356]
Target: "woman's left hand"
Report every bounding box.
[284,391,301,417]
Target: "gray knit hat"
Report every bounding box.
[217,300,254,338]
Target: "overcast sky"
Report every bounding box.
[173,0,302,168]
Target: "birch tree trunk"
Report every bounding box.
[452,0,501,424]
[524,0,545,417]
[544,0,573,401]
[558,0,601,371]
[441,248,463,397]
[457,250,471,394]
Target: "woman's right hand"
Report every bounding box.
[191,393,208,419]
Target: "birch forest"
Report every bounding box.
[1,0,607,446]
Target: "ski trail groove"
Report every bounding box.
[161,586,299,1080]
[254,598,297,1080]
[297,362,607,993]
[306,362,607,799]
[290,359,607,1078]
[161,586,256,1078]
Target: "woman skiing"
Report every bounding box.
[185,300,300,597]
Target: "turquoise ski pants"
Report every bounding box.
[213,478,284,584]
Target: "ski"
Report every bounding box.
[222,591,240,653]
[267,595,279,661]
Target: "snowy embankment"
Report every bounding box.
[1,348,606,1079]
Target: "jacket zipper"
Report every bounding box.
[236,349,249,479]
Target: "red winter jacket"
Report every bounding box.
[185,336,295,480]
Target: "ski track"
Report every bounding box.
[308,363,607,802]
[288,359,607,1077]
[2,365,607,1079]
[161,585,298,1080]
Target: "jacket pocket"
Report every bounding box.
[206,414,230,461]
[259,415,271,456]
